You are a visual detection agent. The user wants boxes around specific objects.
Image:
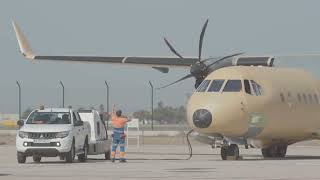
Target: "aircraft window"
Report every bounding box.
[297,94,302,103]
[250,80,263,96]
[314,94,319,104]
[244,80,252,95]
[207,80,225,92]
[223,80,242,92]
[280,93,285,102]
[196,80,211,92]
[303,94,307,104]
[308,94,313,104]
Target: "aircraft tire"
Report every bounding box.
[262,145,287,158]
[220,146,228,160]
[261,148,271,158]
[221,144,240,160]
[227,144,240,158]
[275,145,287,158]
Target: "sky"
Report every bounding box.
[1,0,320,113]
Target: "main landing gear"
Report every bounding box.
[220,144,240,160]
[261,145,287,158]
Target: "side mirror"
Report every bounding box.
[17,120,24,127]
[74,121,83,126]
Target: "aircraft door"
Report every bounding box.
[241,79,267,138]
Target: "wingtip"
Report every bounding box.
[12,20,35,60]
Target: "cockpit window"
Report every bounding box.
[223,80,242,92]
[207,80,225,92]
[196,80,211,92]
[244,80,252,95]
[250,80,263,96]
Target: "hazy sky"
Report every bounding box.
[1,0,320,113]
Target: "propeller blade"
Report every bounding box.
[157,74,194,89]
[198,19,209,62]
[164,37,184,59]
[206,52,244,69]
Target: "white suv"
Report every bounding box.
[16,108,90,163]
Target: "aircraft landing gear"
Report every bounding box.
[261,145,287,158]
[220,144,240,160]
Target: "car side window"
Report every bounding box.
[73,112,81,124]
[72,113,77,123]
[97,122,101,136]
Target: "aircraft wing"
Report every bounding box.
[12,21,198,73]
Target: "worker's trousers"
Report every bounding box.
[111,128,126,160]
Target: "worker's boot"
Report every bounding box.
[119,152,126,163]
[119,159,127,163]
[111,151,116,163]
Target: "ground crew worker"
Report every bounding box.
[111,105,130,163]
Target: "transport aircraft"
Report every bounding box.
[12,20,320,160]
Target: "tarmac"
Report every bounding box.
[1,143,320,180]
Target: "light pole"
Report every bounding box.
[59,81,65,108]
[104,81,110,130]
[16,81,21,121]
[149,81,154,130]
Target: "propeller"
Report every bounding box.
[158,74,194,89]
[198,19,209,62]
[205,52,245,71]
[164,38,184,59]
[159,19,243,89]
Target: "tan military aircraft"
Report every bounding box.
[12,19,320,160]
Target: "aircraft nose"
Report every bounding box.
[193,109,212,128]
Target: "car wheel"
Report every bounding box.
[78,141,88,162]
[65,141,75,163]
[17,152,26,164]
[33,155,41,163]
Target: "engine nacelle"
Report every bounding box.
[233,56,274,67]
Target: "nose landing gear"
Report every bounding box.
[220,144,240,160]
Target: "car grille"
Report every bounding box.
[28,132,56,139]
[31,142,57,147]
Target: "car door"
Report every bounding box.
[72,112,83,151]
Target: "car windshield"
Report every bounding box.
[26,112,71,124]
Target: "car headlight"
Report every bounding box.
[56,131,69,138]
[18,131,29,139]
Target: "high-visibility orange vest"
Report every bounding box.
[112,115,128,128]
